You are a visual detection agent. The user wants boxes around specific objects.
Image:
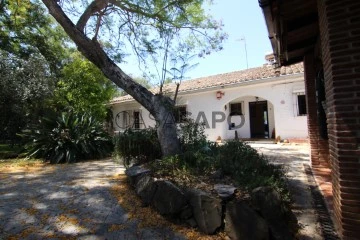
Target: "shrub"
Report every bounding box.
[115,120,288,201]
[175,120,217,173]
[21,111,113,163]
[0,144,23,159]
[216,140,288,199]
[154,135,289,201]
[178,120,208,152]
[113,128,162,167]
[150,155,196,185]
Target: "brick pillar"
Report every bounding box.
[303,53,330,169]
[317,0,360,238]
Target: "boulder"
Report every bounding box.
[225,201,269,240]
[187,189,222,234]
[179,205,193,220]
[214,184,236,200]
[186,218,198,228]
[135,174,157,206]
[251,187,296,240]
[151,180,187,216]
[125,165,151,186]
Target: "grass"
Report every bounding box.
[0,158,44,169]
[0,144,42,169]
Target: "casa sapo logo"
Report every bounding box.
[115,110,245,130]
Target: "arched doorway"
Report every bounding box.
[225,96,275,140]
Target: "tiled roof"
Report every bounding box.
[110,62,304,104]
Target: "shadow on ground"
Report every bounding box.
[0,159,184,240]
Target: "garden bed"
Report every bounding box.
[115,122,299,239]
[125,164,298,239]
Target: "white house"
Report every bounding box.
[110,59,308,142]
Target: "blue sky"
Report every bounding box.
[120,0,272,80]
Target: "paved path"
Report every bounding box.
[0,159,183,240]
[249,143,323,240]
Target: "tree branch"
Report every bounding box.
[41,0,155,113]
[108,0,161,20]
[93,11,103,40]
[76,0,109,32]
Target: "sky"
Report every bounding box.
[119,0,272,81]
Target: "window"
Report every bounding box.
[297,94,307,116]
[123,111,129,128]
[174,106,187,123]
[133,111,140,129]
[230,103,243,116]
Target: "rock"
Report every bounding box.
[187,189,222,234]
[125,165,151,186]
[135,174,157,206]
[186,218,198,228]
[251,187,296,240]
[214,184,236,200]
[151,180,187,216]
[180,205,193,220]
[225,201,269,240]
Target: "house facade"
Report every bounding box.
[110,59,308,142]
[259,0,360,238]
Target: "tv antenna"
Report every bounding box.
[237,37,249,69]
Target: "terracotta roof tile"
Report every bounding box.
[110,62,304,104]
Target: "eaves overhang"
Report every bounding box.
[259,0,319,66]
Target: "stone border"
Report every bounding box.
[125,165,297,239]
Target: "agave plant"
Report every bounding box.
[21,111,112,163]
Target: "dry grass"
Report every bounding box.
[110,174,229,240]
[0,158,47,173]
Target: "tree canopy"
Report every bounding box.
[54,53,118,120]
[0,51,55,142]
[0,0,70,74]
[39,0,226,156]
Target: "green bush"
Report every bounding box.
[155,140,289,201]
[176,120,217,173]
[21,111,113,163]
[156,120,289,201]
[114,119,288,201]
[216,140,288,199]
[113,128,162,167]
[178,120,208,152]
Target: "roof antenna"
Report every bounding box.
[237,37,249,69]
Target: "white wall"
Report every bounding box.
[111,75,308,140]
[111,102,155,132]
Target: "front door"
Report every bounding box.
[249,101,269,138]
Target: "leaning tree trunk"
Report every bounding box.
[153,95,181,156]
[41,0,181,156]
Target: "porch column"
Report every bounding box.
[303,53,330,168]
[317,0,360,238]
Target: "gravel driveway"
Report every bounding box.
[0,159,183,240]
